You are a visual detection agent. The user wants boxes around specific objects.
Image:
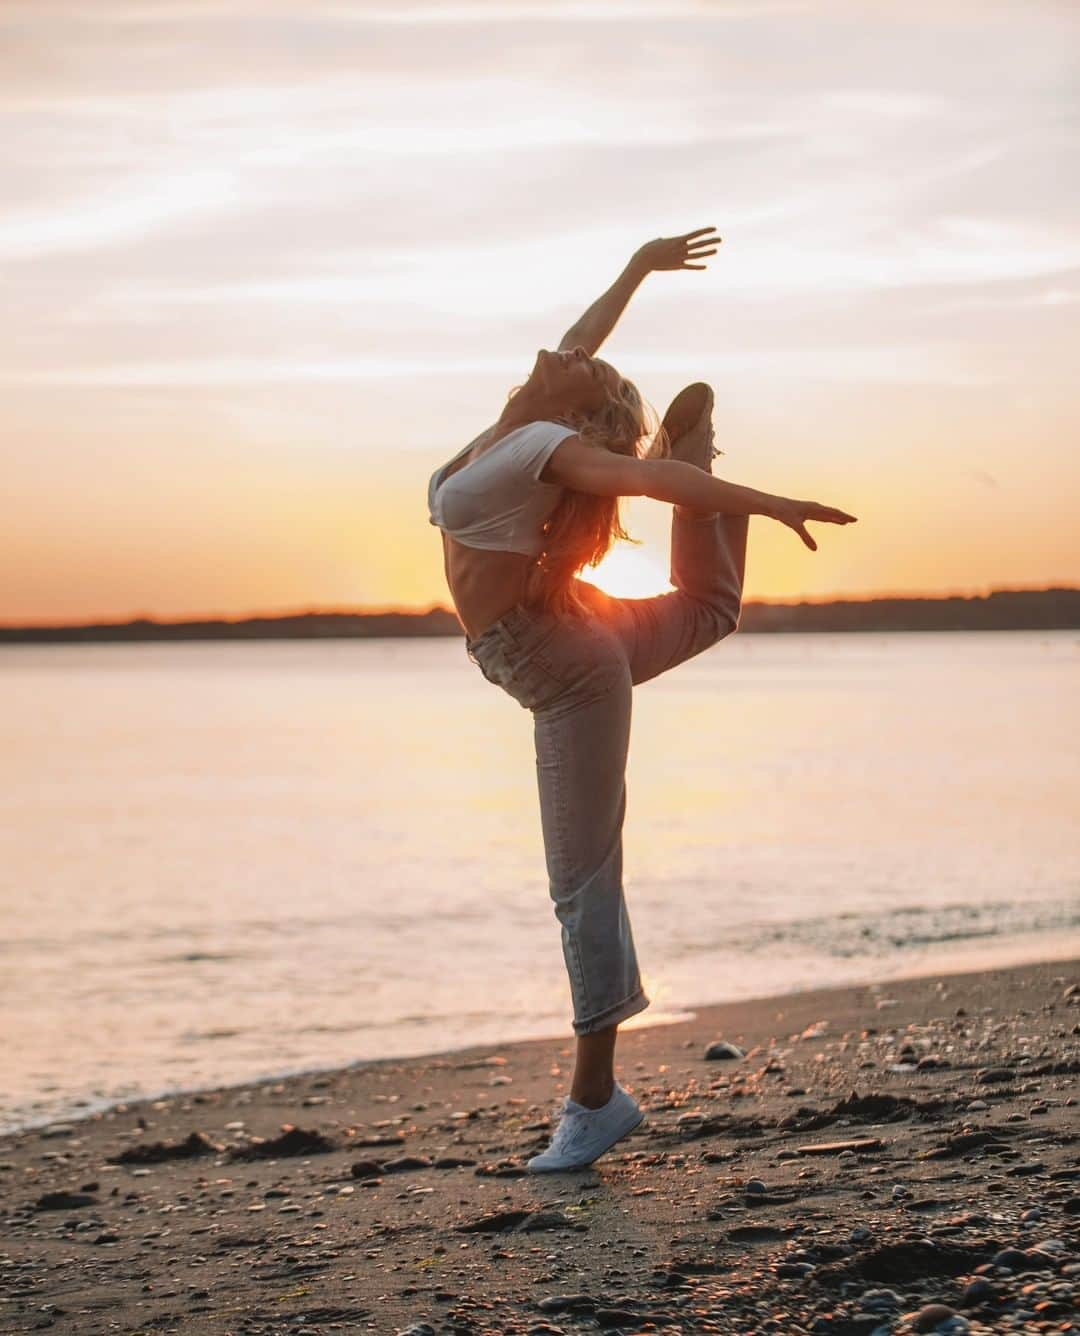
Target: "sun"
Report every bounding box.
[578,543,672,599]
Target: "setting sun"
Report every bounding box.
[578,542,672,599]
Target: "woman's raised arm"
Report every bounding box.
[556,227,722,356]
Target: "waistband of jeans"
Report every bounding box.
[465,602,539,653]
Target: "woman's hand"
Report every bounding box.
[558,226,721,358]
[633,227,722,273]
[769,498,859,551]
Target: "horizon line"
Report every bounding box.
[3,582,1076,631]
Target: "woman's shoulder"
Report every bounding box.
[510,420,580,451]
[520,418,579,437]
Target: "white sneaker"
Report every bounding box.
[661,382,720,471]
[526,1080,645,1172]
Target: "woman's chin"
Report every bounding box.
[532,350,556,388]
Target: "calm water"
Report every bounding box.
[2,631,1077,1134]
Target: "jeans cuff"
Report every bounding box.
[673,505,721,523]
[572,986,650,1035]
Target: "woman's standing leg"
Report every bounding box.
[530,646,647,1098]
[465,605,646,1108]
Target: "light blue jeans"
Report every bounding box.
[465,505,749,1035]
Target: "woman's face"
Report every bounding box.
[531,346,622,413]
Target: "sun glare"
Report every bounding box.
[579,543,671,599]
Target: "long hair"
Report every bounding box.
[517,374,670,621]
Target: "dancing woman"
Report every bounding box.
[427,227,856,1172]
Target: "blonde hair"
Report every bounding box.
[515,374,671,621]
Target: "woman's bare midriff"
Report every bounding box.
[441,532,534,642]
[436,422,565,641]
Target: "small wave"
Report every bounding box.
[158,951,246,964]
[739,896,1079,959]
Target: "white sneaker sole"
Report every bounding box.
[662,383,715,472]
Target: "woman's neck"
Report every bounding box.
[496,384,569,434]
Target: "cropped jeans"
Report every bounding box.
[464,506,749,1035]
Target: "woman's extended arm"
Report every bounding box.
[641,459,783,519]
[642,459,857,551]
[545,441,857,552]
[557,227,721,356]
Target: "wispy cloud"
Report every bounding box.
[0,170,242,260]
[329,1,812,22]
[0,343,992,388]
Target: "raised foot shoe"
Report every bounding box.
[526,1080,646,1172]
[661,382,719,472]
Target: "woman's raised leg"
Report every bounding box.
[580,382,749,685]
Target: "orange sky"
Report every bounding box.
[3,0,1078,622]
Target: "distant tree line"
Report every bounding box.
[2,588,1077,643]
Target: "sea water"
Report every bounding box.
[1,630,1077,1133]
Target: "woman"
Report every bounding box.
[427,227,857,1172]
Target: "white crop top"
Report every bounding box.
[427,420,578,556]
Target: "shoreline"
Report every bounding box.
[2,955,1077,1334]
[7,934,1080,1142]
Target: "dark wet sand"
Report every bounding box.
[1,957,1077,1335]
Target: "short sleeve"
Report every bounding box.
[511,421,578,482]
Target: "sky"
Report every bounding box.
[2,0,1078,622]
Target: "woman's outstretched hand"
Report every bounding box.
[770,499,859,551]
[633,227,722,273]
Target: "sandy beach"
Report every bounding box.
[1,957,1077,1335]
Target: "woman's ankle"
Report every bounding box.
[569,1081,615,1109]
[674,503,718,522]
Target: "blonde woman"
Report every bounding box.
[427,227,856,1172]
